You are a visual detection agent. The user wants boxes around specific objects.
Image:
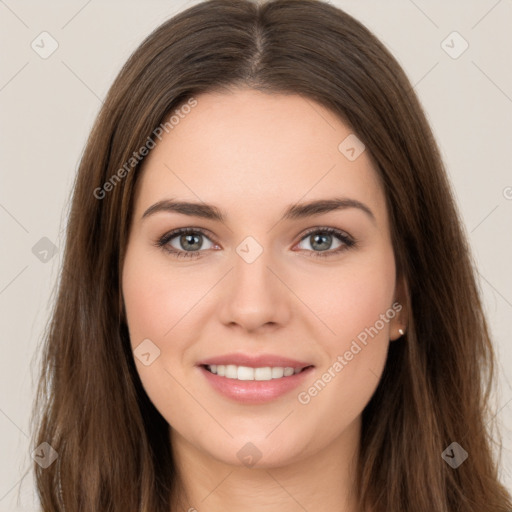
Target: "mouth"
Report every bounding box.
[197,360,315,404]
[201,363,314,381]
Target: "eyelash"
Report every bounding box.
[154,226,357,260]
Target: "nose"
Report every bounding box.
[217,243,292,333]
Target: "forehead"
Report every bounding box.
[134,88,386,226]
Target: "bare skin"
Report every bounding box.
[122,87,407,512]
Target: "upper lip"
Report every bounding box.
[197,353,314,369]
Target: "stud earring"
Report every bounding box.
[398,328,405,336]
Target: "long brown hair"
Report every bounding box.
[31,0,512,510]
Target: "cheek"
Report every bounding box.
[122,245,220,410]
[306,249,396,347]
[122,246,203,349]
[122,246,205,423]
[297,251,396,427]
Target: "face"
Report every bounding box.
[122,88,406,468]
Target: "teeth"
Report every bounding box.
[272,367,284,378]
[205,364,305,381]
[238,366,254,380]
[255,367,272,380]
[225,365,237,379]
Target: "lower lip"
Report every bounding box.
[198,365,315,404]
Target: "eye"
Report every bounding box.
[155,228,216,259]
[295,227,356,258]
[155,226,356,259]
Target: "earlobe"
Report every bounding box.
[390,325,406,342]
[390,273,409,341]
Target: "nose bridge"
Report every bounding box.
[218,235,290,331]
[234,240,272,292]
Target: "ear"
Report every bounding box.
[389,272,409,341]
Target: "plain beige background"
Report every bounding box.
[1,0,511,509]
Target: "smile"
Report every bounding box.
[198,364,315,404]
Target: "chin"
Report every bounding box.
[195,430,311,469]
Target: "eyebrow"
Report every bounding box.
[141,197,376,224]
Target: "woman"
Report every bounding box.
[31,0,512,510]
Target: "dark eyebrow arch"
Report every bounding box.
[141,197,376,224]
